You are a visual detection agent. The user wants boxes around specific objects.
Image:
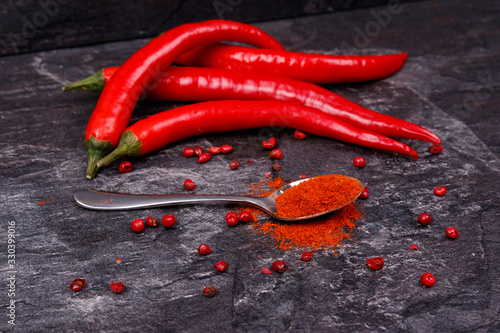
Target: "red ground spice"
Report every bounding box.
[275,174,362,218]
[251,203,360,250]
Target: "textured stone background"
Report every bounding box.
[1,0,499,332]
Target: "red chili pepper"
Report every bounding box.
[95,100,418,168]
[68,66,439,156]
[82,20,284,179]
[175,42,409,83]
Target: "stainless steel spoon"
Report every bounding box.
[73,177,363,222]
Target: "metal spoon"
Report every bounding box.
[73,177,363,222]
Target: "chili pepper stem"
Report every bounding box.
[85,137,115,179]
[62,70,105,92]
[96,130,143,168]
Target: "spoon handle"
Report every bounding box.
[73,189,263,211]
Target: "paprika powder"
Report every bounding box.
[275,174,362,219]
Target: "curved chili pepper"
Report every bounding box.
[67,66,440,146]
[96,100,418,168]
[175,42,408,83]
[84,20,284,179]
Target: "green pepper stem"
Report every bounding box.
[62,69,105,92]
[96,130,142,168]
[85,137,115,179]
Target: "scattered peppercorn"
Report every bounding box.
[229,160,240,170]
[184,179,195,190]
[299,174,306,179]
[110,281,125,293]
[359,186,369,199]
[208,146,221,154]
[116,258,122,264]
[183,147,195,157]
[215,261,228,272]
[366,257,384,270]
[195,146,204,156]
[418,213,432,226]
[353,156,365,168]
[272,163,281,171]
[69,278,86,292]
[262,137,276,149]
[446,227,459,239]
[220,145,233,154]
[225,212,239,226]
[119,161,133,173]
[420,272,435,287]
[434,186,448,196]
[131,219,145,232]
[198,152,212,163]
[269,149,283,159]
[262,267,272,275]
[409,245,418,251]
[294,130,306,140]
[162,214,176,228]
[301,251,313,261]
[265,172,271,178]
[146,216,159,227]
[202,286,217,297]
[429,145,444,154]
[239,210,253,222]
[198,244,212,255]
[271,260,287,272]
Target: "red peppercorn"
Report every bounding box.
[198,152,212,163]
[420,272,435,287]
[366,256,384,270]
[215,260,228,272]
[262,137,276,149]
[434,186,448,196]
[184,178,195,191]
[269,149,283,159]
[208,146,221,155]
[198,244,212,255]
[272,163,281,171]
[299,174,306,179]
[131,219,145,232]
[446,227,459,239]
[409,245,418,251]
[162,214,176,228]
[353,156,365,168]
[202,286,217,297]
[229,160,240,170]
[110,281,125,293]
[195,146,204,156]
[225,212,239,226]
[359,186,369,199]
[238,210,253,222]
[429,145,444,154]
[262,267,272,275]
[220,145,233,154]
[294,130,306,140]
[265,172,271,178]
[146,216,159,227]
[183,147,195,157]
[271,260,287,273]
[301,251,313,261]
[69,278,86,292]
[119,161,133,173]
[418,213,432,226]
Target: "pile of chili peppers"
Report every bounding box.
[63,19,442,179]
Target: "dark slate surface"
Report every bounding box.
[1,0,500,332]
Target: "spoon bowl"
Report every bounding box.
[74,177,363,221]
